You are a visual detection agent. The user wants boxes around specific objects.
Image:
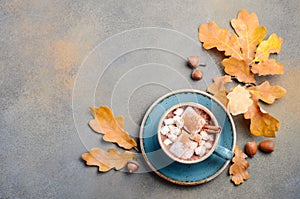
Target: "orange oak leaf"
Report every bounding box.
[251,59,284,76]
[89,106,137,150]
[222,57,256,83]
[247,81,287,104]
[213,90,229,107]
[229,146,249,185]
[244,97,280,137]
[227,85,253,116]
[115,116,125,129]
[199,21,243,60]
[231,9,266,63]
[207,75,232,94]
[207,75,232,106]
[89,115,124,133]
[254,33,283,62]
[82,148,135,172]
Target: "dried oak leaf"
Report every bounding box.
[230,9,267,63]
[251,34,284,76]
[82,148,135,172]
[222,57,256,83]
[248,81,287,104]
[198,21,242,60]
[229,146,250,185]
[251,59,284,76]
[244,96,280,137]
[89,116,124,133]
[213,90,230,107]
[254,33,283,62]
[207,75,232,106]
[89,106,137,150]
[207,75,232,94]
[199,9,285,83]
[227,85,253,116]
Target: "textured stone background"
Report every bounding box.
[1,0,300,198]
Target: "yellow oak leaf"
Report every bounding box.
[251,59,284,76]
[244,97,280,137]
[222,57,256,83]
[248,81,287,104]
[229,146,249,185]
[199,21,243,60]
[254,33,283,62]
[231,9,266,63]
[207,75,232,106]
[82,148,135,172]
[227,85,253,116]
[89,106,137,150]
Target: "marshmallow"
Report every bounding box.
[164,118,174,125]
[163,138,173,146]
[182,106,206,134]
[173,116,184,128]
[204,142,212,149]
[169,142,185,158]
[181,149,194,159]
[200,131,209,141]
[160,125,170,135]
[167,133,178,142]
[199,140,206,146]
[169,125,181,136]
[174,108,184,116]
[195,145,206,156]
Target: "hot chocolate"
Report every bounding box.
[158,104,221,162]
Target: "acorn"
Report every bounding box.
[191,69,203,81]
[259,140,275,153]
[245,142,258,157]
[187,56,200,68]
[127,160,140,173]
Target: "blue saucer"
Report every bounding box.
[139,89,236,185]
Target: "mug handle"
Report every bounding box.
[214,145,234,160]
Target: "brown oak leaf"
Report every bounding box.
[229,146,250,185]
[82,148,135,172]
[227,85,253,116]
[89,106,137,150]
[247,81,287,104]
[207,75,232,106]
[244,96,280,137]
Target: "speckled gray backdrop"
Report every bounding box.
[1,0,300,198]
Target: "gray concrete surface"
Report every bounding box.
[1,0,300,198]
